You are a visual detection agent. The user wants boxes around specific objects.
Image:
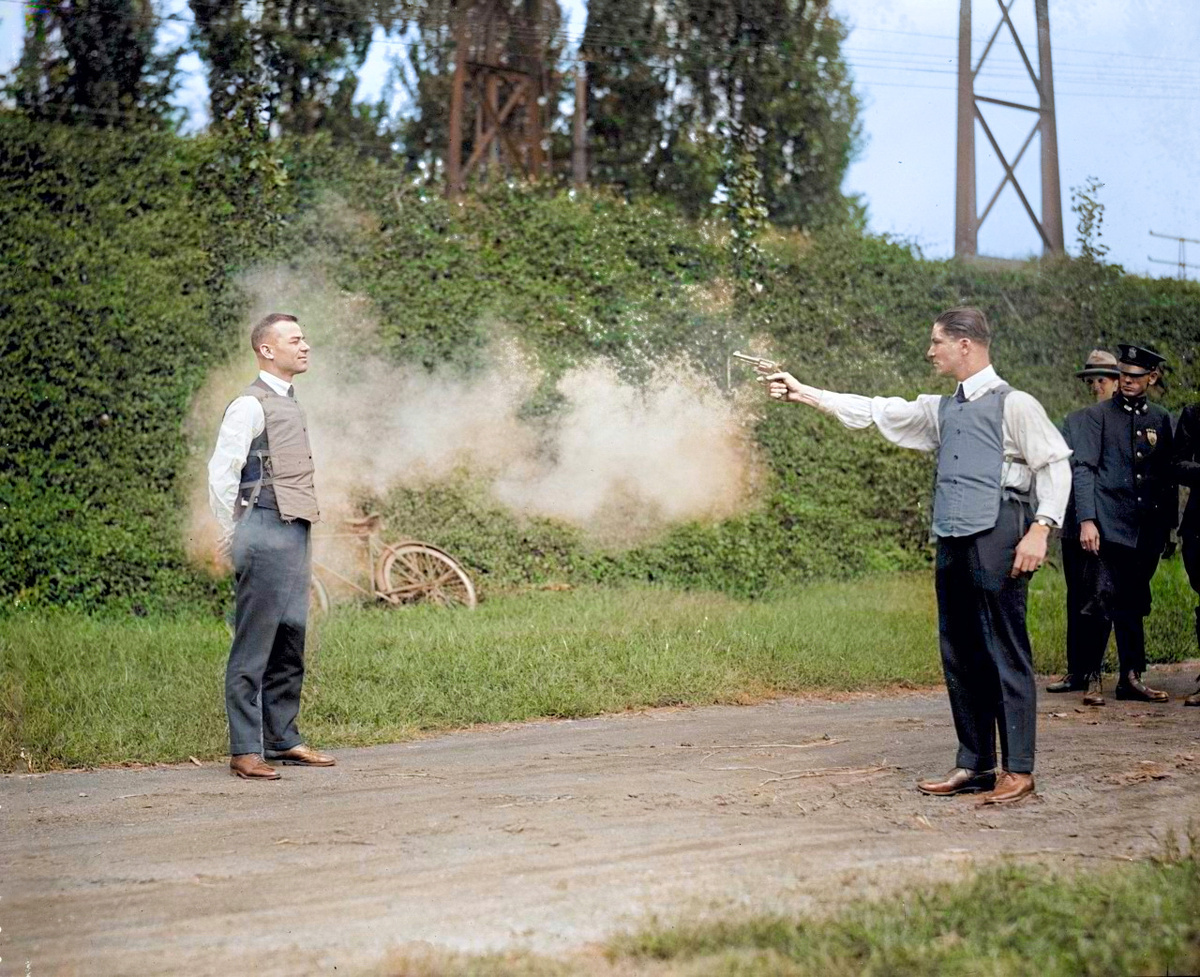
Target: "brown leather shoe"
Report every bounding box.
[264,744,336,766]
[1184,687,1200,707]
[230,753,281,780]
[1114,671,1169,703]
[976,771,1035,806]
[916,767,996,796]
[1082,675,1105,707]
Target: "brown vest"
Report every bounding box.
[235,378,321,524]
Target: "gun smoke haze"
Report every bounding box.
[184,265,762,568]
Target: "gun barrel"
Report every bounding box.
[732,351,781,371]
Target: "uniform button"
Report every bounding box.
[1137,496,1143,502]
[953,454,959,460]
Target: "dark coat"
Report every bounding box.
[1173,403,1200,539]
[1060,406,1090,540]
[1071,395,1177,549]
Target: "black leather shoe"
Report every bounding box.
[1046,674,1087,693]
[1114,671,1169,703]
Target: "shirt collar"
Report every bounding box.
[958,364,1000,401]
[258,370,293,397]
[1115,392,1149,415]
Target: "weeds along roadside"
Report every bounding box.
[3,566,1197,772]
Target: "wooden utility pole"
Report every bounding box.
[1149,230,1200,280]
[572,59,587,187]
[447,3,468,200]
[954,0,1064,257]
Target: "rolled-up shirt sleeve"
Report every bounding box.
[1005,391,1072,527]
[207,396,265,538]
[816,390,941,452]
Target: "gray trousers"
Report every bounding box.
[226,506,311,756]
[935,499,1037,774]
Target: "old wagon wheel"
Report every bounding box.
[377,542,477,609]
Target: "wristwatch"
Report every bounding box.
[1034,517,1052,528]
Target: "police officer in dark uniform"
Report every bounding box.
[1171,401,1200,706]
[1046,350,1120,703]
[1071,344,1178,702]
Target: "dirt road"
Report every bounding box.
[4,665,1200,976]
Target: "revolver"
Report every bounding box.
[731,351,782,380]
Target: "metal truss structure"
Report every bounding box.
[955,0,1064,256]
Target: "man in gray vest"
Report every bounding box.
[766,307,1071,805]
[1046,350,1121,704]
[207,312,333,780]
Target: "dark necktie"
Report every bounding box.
[955,384,967,403]
[287,385,295,399]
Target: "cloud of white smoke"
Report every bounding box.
[184,264,760,566]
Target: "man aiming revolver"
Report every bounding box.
[762,307,1071,805]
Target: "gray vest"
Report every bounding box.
[235,378,321,524]
[932,386,1012,538]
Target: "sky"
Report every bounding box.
[1,0,1198,278]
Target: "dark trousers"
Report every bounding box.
[225,506,312,756]
[935,500,1037,774]
[1061,537,1112,678]
[1183,534,1200,651]
[1099,537,1163,676]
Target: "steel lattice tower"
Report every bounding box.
[955,0,1064,256]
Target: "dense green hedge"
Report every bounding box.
[4,118,1200,610]
[0,119,237,610]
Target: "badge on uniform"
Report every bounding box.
[1147,430,1158,447]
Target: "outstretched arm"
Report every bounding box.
[764,372,940,452]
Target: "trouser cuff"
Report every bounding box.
[264,737,303,752]
[1004,757,1035,774]
[956,748,996,772]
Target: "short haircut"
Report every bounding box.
[934,306,991,346]
[250,313,299,353]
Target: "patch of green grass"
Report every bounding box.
[371,838,1200,977]
[1029,551,1196,674]
[2,568,1195,771]
[607,837,1200,977]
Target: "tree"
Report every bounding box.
[188,0,398,138]
[7,0,180,127]
[583,0,861,228]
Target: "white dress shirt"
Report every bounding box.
[207,371,293,538]
[813,365,1072,527]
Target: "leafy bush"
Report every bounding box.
[4,118,1200,611]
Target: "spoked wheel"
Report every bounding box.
[310,575,330,616]
[377,543,477,608]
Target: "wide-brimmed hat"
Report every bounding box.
[1074,349,1121,379]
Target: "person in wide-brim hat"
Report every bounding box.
[1074,349,1121,380]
